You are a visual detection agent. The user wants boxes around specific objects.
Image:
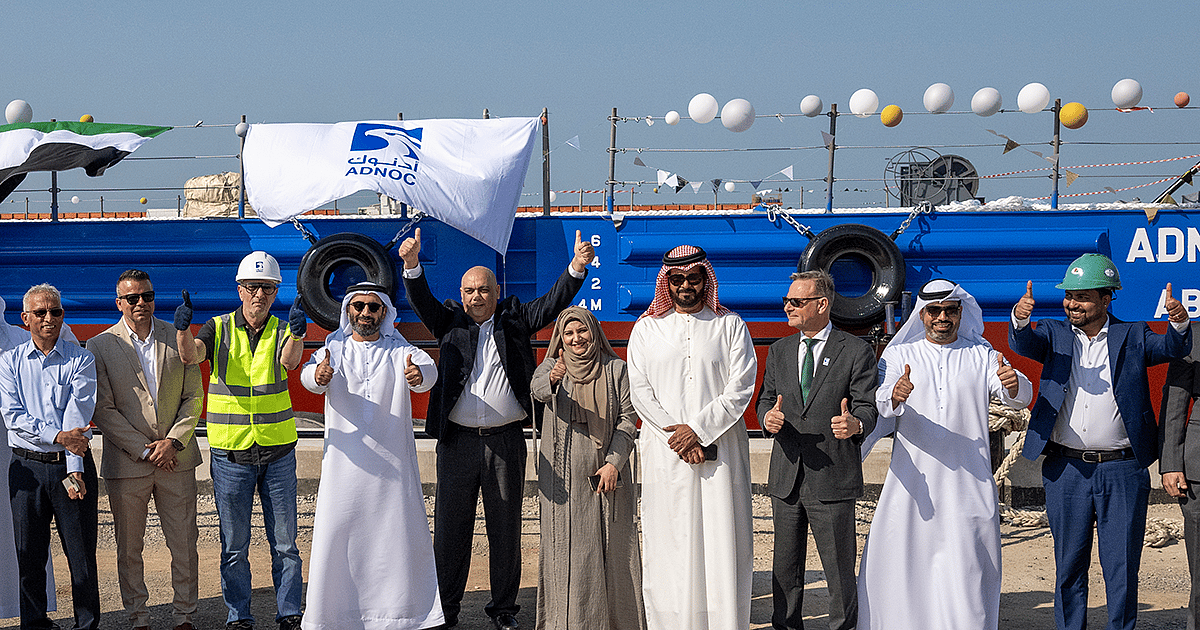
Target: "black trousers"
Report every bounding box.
[433,422,526,623]
[771,494,859,630]
[1180,481,1200,630]
[9,450,100,630]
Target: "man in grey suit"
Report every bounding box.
[1161,320,1200,630]
[756,270,878,630]
[89,269,204,630]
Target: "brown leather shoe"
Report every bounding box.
[174,623,197,630]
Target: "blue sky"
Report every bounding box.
[4,1,1194,213]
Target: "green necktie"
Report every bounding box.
[801,337,816,401]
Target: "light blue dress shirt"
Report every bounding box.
[0,336,97,473]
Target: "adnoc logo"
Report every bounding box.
[345,123,422,185]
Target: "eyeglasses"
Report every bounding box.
[239,283,278,295]
[118,291,155,305]
[925,304,961,317]
[349,301,383,313]
[25,308,64,319]
[667,273,705,287]
[783,296,823,308]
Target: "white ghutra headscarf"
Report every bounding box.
[889,279,990,349]
[320,282,402,371]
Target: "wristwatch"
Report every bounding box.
[170,438,185,451]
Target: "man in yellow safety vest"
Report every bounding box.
[175,251,308,630]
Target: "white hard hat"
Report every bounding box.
[235,251,282,283]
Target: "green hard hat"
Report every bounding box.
[1055,253,1122,291]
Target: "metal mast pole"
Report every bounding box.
[237,114,246,219]
[1051,99,1061,209]
[542,108,550,217]
[607,108,617,214]
[825,104,838,213]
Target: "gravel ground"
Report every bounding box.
[1,493,1191,630]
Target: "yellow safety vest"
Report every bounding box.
[205,313,297,450]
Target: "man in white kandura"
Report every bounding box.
[300,282,442,630]
[858,279,1032,630]
[627,245,757,630]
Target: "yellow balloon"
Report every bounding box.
[1060,102,1088,129]
[139,197,148,205]
[79,114,94,123]
[880,104,903,127]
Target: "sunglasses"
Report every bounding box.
[668,273,705,287]
[783,296,823,308]
[118,291,156,305]
[925,304,961,317]
[349,301,384,313]
[239,283,278,295]
[25,308,64,319]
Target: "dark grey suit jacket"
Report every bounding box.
[1161,320,1200,480]
[755,329,878,501]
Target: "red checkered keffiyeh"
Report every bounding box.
[640,245,731,319]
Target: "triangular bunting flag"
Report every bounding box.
[1145,206,1159,222]
[665,174,679,188]
[690,181,702,193]
[1163,194,1178,206]
[780,165,794,179]
[633,157,646,167]
[657,170,670,185]
[820,131,834,149]
[566,135,581,151]
[645,117,654,127]
[1183,171,1194,186]
[1003,139,1019,154]
[674,176,688,193]
[750,180,762,190]
[711,178,721,192]
[1063,170,1078,186]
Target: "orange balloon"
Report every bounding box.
[880,105,903,128]
[1176,92,1191,108]
[1060,102,1088,130]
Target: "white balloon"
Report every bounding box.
[800,95,823,117]
[1017,82,1051,114]
[70,196,80,204]
[923,83,955,113]
[688,93,719,124]
[971,87,1003,116]
[5,99,32,124]
[1111,78,1143,109]
[721,98,755,132]
[665,110,680,125]
[724,182,736,193]
[849,89,879,117]
[548,191,557,203]
[234,121,249,138]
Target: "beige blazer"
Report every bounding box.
[89,316,204,478]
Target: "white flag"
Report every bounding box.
[243,117,540,253]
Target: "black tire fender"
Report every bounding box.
[798,224,906,328]
[297,232,398,332]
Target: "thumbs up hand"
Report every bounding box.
[997,353,1020,397]
[404,353,423,388]
[549,349,567,386]
[891,364,914,410]
[763,394,785,434]
[173,290,193,331]
[571,230,595,273]
[831,397,861,440]
[1165,282,1188,324]
[398,227,421,269]
[315,352,334,386]
[1014,280,1036,321]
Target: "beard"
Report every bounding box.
[670,287,702,310]
[351,316,382,338]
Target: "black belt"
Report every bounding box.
[1047,442,1135,463]
[453,420,524,436]
[11,447,66,464]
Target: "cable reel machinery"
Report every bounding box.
[884,147,980,207]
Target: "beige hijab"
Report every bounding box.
[546,306,618,448]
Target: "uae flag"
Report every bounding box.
[243,117,539,254]
[0,121,171,203]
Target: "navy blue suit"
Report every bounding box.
[1010,315,1190,630]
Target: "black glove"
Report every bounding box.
[289,294,307,338]
[173,290,193,331]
